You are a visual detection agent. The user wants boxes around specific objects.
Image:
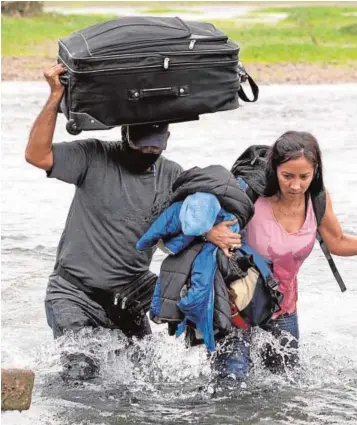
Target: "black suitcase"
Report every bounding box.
[58,16,258,135]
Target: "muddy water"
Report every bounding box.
[1,82,357,425]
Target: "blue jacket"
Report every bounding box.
[137,165,278,352]
[138,192,239,352]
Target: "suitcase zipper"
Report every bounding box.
[173,59,237,65]
[59,38,237,62]
[87,45,237,60]
[86,18,192,55]
[163,58,238,70]
[86,36,229,56]
[60,58,237,74]
[163,57,170,70]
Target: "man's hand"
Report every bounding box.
[44,63,66,96]
[25,63,67,170]
[204,219,242,257]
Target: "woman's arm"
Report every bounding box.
[319,192,357,256]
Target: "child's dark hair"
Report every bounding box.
[265,131,324,196]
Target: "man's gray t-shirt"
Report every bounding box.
[46,139,182,299]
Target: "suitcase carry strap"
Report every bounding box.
[238,73,259,103]
[128,86,189,100]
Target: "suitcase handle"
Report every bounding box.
[59,72,69,86]
[238,74,259,103]
[237,64,259,103]
[128,86,189,100]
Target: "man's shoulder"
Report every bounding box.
[76,138,120,149]
[66,138,122,156]
[159,156,183,174]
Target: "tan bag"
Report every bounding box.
[230,267,259,311]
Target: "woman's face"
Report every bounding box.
[276,155,315,199]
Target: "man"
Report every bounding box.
[26,64,242,343]
[25,63,185,342]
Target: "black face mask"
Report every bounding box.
[118,141,161,174]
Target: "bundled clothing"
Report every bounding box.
[137,166,281,351]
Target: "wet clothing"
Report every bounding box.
[215,195,314,380]
[45,290,152,339]
[213,312,299,380]
[245,196,317,316]
[45,138,182,337]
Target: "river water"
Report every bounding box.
[1,82,357,425]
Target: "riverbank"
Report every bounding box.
[2,4,357,84]
[2,56,356,84]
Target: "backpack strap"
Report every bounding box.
[311,190,326,226]
[311,191,347,292]
[316,231,346,292]
[237,176,259,203]
[246,186,259,204]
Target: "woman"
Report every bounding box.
[206,131,357,381]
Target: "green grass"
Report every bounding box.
[142,7,200,15]
[255,5,357,23]
[42,1,289,7]
[212,6,357,64]
[2,5,357,65]
[44,2,206,14]
[43,1,129,7]
[1,12,116,56]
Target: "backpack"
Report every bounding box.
[231,145,346,293]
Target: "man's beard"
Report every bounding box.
[118,141,161,174]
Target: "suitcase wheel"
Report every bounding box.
[66,119,82,135]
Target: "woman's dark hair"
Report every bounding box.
[265,131,324,196]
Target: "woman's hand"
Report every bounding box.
[204,219,242,257]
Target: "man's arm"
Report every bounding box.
[25,63,66,171]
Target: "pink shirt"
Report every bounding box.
[245,196,317,316]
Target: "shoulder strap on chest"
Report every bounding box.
[246,186,259,204]
[316,231,346,292]
[311,190,326,227]
[311,190,346,292]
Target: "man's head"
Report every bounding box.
[121,123,170,154]
[120,122,170,174]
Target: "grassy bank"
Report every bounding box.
[1,13,116,56]
[2,5,357,64]
[42,1,357,7]
[2,5,357,82]
[218,6,357,63]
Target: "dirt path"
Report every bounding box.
[2,56,357,84]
